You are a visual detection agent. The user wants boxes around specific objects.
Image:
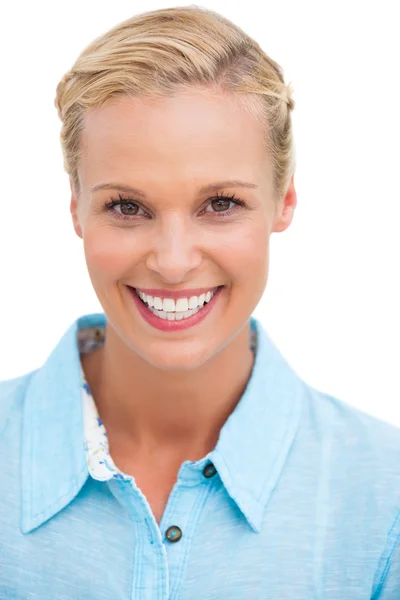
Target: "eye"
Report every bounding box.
[104,194,149,220]
[203,192,246,216]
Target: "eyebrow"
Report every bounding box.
[90,180,258,197]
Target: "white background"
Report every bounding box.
[0,1,399,425]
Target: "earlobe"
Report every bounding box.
[273,205,295,233]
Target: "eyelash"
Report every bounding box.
[104,192,246,221]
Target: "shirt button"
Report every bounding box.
[203,462,217,478]
[165,525,182,543]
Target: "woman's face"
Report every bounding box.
[71,89,296,369]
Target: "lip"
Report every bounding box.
[128,286,220,300]
[128,285,223,332]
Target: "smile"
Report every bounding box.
[134,287,219,320]
[127,285,223,331]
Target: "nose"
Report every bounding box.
[145,215,203,283]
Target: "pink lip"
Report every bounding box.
[127,286,220,300]
[127,285,223,332]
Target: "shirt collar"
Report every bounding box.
[20,313,101,533]
[21,312,303,534]
[210,317,303,532]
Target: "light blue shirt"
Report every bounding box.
[1,311,400,599]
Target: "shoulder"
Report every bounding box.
[297,383,400,592]
[305,383,400,459]
[300,382,400,503]
[0,370,37,440]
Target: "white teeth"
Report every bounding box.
[141,292,154,307]
[163,298,176,312]
[135,287,219,319]
[153,296,163,310]
[146,305,202,320]
[188,296,198,309]
[175,297,189,312]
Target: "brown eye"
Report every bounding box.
[104,196,149,221]
[211,198,231,212]
[120,202,139,216]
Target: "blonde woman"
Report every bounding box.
[1,6,399,599]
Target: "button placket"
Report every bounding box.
[107,478,169,599]
[160,464,218,599]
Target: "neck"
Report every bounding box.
[81,322,255,461]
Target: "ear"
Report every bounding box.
[271,173,297,233]
[69,178,83,239]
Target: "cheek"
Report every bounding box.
[217,222,269,277]
[83,229,136,280]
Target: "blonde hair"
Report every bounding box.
[54,5,296,202]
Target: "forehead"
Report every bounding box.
[80,90,270,186]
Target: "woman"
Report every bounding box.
[1,5,399,599]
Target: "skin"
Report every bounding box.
[70,87,297,521]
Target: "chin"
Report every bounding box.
[141,342,216,372]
